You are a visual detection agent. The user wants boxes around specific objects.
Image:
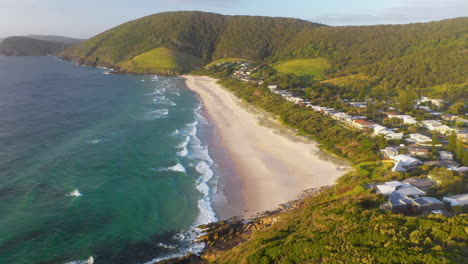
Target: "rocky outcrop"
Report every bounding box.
[155,186,330,264]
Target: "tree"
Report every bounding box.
[449,102,466,115]
[397,90,416,112]
[455,140,465,161]
[432,132,440,147]
[376,135,387,150]
[447,132,457,153]
[463,149,468,166]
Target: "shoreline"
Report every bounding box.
[183,75,349,218]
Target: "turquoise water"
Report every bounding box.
[0,56,217,264]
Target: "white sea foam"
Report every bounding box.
[155,163,186,173]
[67,189,82,197]
[176,136,190,157]
[64,256,94,264]
[171,129,180,136]
[157,242,177,250]
[154,88,166,94]
[87,139,101,144]
[141,99,217,264]
[144,109,169,120]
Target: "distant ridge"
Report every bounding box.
[0,34,85,56]
[25,35,85,45]
[0,36,70,56]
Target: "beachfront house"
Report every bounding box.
[391,155,422,172]
[443,194,468,206]
[381,147,399,158]
[385,132,404,140]
[402,177,436,191]
[352,119,375,130]
[389,193,445,213]
[332,112,352,122]
[375,181,426,197]
[375,181,411,195]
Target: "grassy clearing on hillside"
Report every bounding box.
[273,58,330,81]
[123,47,201,74]
[321,73,375,87]
[205,57,253,67]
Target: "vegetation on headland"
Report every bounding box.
[0,36,82,56]
[62,11,467,91]
[0,36,69,56]
[119,47,202,75]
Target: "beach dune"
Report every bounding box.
[183,75,346,217]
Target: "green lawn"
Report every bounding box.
[124,47,202,74]
[273,58,330,80]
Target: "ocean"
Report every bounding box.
[0,56,217,264]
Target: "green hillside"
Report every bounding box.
[61,11,322,75]
[62,12,467,89]
[0,36,69,56]
[120,47,202,74]
[273,58,331,81]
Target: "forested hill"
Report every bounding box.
[25,35,84,45]
[0,36,73,56]
[61,11,324,74]
[62,12,467,88]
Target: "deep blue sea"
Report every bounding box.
[0,56,217,264]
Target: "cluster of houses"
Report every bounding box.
[266,85,468,172]
[233,63,263,83]
[208,62,467,216]
[267,85,309,104]
[368,178,468,214]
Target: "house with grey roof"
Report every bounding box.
[402,178,436,191]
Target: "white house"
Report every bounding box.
[375,181,410,195]
[373,125,388,135]
[419,97,446,108]
[381,147,399,158]
[387,114,418,125]
[348,102,367,108]
[407,133,432,145]
[421,120,443,130]
[391,155,422,172]
[433,125,455,134]
[439,151,454,161]
[384,132,404,140]
[267,85,278,90]
[442,194,468,206]
[332,112,351,122]
[457,130,468,143]
[286,97,304,104]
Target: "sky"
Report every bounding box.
[0,0,466,38]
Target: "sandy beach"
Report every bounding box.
[183,75,347,218]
